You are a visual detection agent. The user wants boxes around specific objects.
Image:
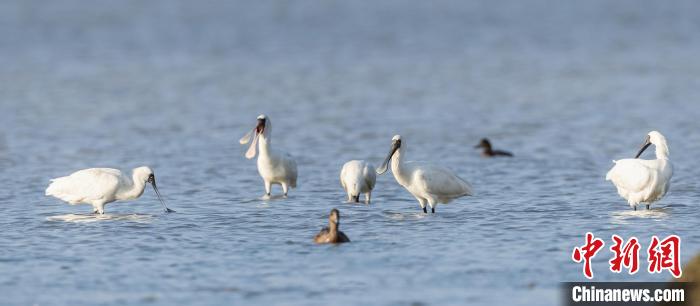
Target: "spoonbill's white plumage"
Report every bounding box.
[340,160,376,204]
[376,135,473,213]
[240,114,298,197]
[45,166,174,214]
[606,131,673,210]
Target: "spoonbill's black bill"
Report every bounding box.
[147,174,175,213]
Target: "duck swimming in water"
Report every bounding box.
[475,138,513,157]
[314,208,350,244]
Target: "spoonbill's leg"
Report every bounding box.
[365,192,371,204]
[264,180,272,197]
[633,206,637,211]
[281,182,289,197]
[646,204,650,210]
[353,195,359,203]
[427,198,437,214]
[416,197,427,213]
[93,202,105,215]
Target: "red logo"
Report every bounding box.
[648,235,682,278]
[609,235,640,274]
[572,233,682,279]
[572,232,605,279]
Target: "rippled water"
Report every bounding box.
[2,1,700,305]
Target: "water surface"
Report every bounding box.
[2,1,700,305]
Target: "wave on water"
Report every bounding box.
[46,213,155,223]
[260,195,288,201]
[383,210,428,221]
[610,207,670,224]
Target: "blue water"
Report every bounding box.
[2,1,700,305]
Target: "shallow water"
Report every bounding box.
[2,1,700,305]
[45,214,156,223]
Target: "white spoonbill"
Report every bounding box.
[606,131,673,210]
[340,160,376,204]
[45,166,174,214]
[240,114,298,197]
[376,135,473,213]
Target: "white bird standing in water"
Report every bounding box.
[606,131,673,210]
[376,135,473,213]
[45,166,174,214]
[340,160,376,204]
[240,114,298,197]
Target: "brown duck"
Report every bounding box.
[314,208,350,244]
[475,138,513,157]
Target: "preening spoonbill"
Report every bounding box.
[240,114,298,197]
[340,160,376,204]
[376,135,473,213]
[314,208,350,244]
[475,138,513,157]
[606,131,673,210]
[45,166,174,214]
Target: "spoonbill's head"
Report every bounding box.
[329,208,340,226]
[635,131,667,158]
[134,166,174,213]
[240,114,270,159]
[133,166,154,180]
[256,114,267,135]
[376,135,402,175]
[475,138,491,149]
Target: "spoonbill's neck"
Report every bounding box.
[654,142,669,160]
[258,133,272,156]
[391,147,408,184]
[118,171,148,200]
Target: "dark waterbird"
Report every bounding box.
[314,209,350,244]
[475,138,513,157]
